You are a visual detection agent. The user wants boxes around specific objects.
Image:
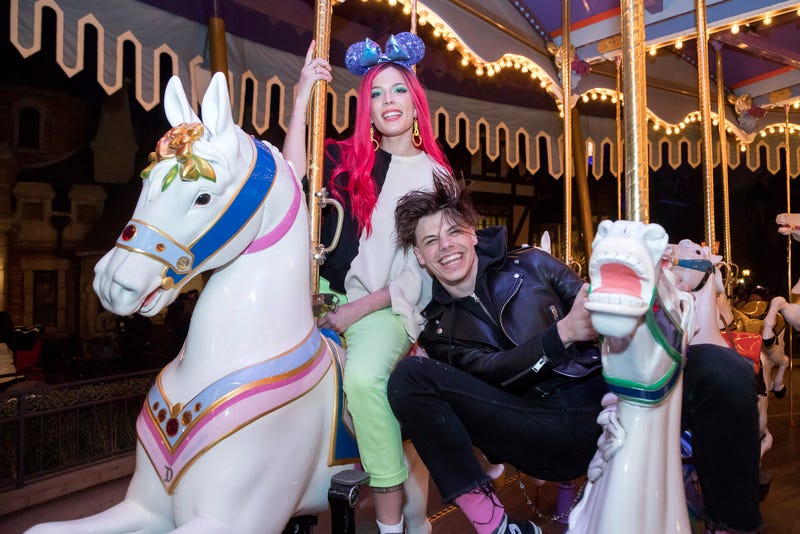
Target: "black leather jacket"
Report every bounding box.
[418,226,601,393]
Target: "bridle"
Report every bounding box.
[114,138,294,291]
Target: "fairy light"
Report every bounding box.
[582,94,589,103]
[761,131,767,137]
[740,144,747,152]
[764,14,773,25]
[675,39,683,50]
[591,92,598,100]
[447,40,456,51]
[653,123,660,131]
[649,45,657,56]
[731,23,740,34]
[794,101,800,109]
[387,0,397,5]
[461,56,469,66]
[666,127,673,135]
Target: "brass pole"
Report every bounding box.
[696,0,715,247]
[620,0,648,222]
[571,106,594,258]
[615,56,623,221]
[714,42,731,266]
[208,0,228,77]
[785,104,795,426]
[308,0,335,294]
[561,0,573,263]
[411,0,418,34]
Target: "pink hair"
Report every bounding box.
[328,63,451,236]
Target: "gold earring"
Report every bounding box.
[370,124,380,152]
[412,118,422,148]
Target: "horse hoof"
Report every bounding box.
[773,385,787,399]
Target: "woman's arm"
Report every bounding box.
[317,286,391,334]
[283,40,332,178]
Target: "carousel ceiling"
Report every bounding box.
[9,0,800,176]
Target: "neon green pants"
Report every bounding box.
[321,278,411,488]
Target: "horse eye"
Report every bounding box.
[194,193,211,206]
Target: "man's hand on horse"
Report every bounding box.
[557,283,598,346]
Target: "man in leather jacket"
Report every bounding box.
[387,180,606,534]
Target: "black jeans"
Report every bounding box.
[682,344,762,532]
[389,345,762,531]
[387,356,606,501]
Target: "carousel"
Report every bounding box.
[5,0,800,533]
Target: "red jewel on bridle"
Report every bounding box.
[121,224,137,241]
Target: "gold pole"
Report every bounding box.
[571,106,594,258]
[411,0,418,34]
[696,0,715,247]
[561,0,573,263]
[785,104,795,426]
[714,42,731,266]
[208,0,228,77]
[308,0,335,295]
[615,56,623,221]
[620,0,648,222]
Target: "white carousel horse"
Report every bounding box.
[25,73,430,534]
[667,240,774,460]
[568,220,694,534]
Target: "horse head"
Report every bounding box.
[93,73,287,317]
[586,220,694,404]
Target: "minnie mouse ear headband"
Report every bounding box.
[345,32,425,76]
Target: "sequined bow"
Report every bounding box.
[345,32,425,76]
[360,35,411,70]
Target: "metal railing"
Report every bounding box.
[0,370,157,491]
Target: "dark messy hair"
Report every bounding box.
[394,172,478,250]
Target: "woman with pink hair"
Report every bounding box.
[284,34,452,534]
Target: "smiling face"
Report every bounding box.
[369,65,416,149]
[413,210,479,298]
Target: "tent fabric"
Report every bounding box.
[9,0,799,178]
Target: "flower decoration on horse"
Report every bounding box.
[140,122,217,190]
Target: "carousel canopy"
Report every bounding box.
[9,0,800,178]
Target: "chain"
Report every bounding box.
[513,467,585,524]
[426,468,586,526]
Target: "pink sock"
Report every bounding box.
[454,488,505,534]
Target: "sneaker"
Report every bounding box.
[492,514,542,534]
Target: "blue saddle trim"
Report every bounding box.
[322,330,360,465]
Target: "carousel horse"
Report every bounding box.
[25,73,431,534]
[568,220,694,534]
[671,241,774,460]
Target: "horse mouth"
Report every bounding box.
[139,287,162,314]
[587,259,650,316]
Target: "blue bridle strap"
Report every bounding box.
[115,138,277,290]
[163,139,276,288]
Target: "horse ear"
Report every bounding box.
[164,76,200,127]
[540,231,551,254]
[200,72,238,149]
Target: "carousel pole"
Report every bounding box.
[561,0,573,263]
[208,0,228,77]
[615,56,623,221]
[695,0,715,248]
[785,104,795,426]
[620,0,649,222]
[308,0,336,295]
[713,42,731,268]
[572,106,595,259]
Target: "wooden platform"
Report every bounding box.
[2,365,799,533]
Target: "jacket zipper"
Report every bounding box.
[470,293,500,330]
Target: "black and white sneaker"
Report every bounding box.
[492,514,542,534]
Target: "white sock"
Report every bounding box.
[377,517,404,534]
